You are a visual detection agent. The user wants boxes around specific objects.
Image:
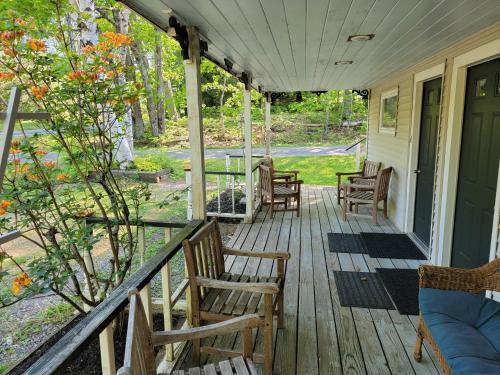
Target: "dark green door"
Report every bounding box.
[414,77,441,246]
[451,57,500,268]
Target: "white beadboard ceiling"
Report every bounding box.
[121,0,500,92]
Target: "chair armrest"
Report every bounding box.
[348,175,376,182]
[223,247,290,260]
[152,314,262,346]
[274,180,303,186]
[418,264,485,293]
[341,182,375,190]
[336,171,362,177]
[274,170,299,174]
[196,276,280,294]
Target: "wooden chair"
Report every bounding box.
[261,157,299,181]
[117,289,261,375]
[414,258,500,374]
[259,163,302,218]
[336,160,381,204]
[342,166,393,225]
[183,218,290,375]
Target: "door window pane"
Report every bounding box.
[496,73,500,96]
[475,78,487,97]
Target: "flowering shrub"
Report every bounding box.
[0,9,149,312]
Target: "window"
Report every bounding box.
[379,88,399,135]
[475,78,487,97]
[496,73,500,96]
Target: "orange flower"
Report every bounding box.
[35,149,48,156]
[20,165,30,173]
[105,70,115,78]
[67,70,83,81]
[56,173,66,181]
[124,96,138,104]
[31,85,49,100]
[27,39,46,52]
[0,200,12,209]
[0,72,15,80]
[96,41,111,52]
[11,280,21,295]
[102,31,132,48]
[15,18,27,26]
[2,47,17,57]
[43,161,55,168]
[84,72,98,84]
[0,207,5,216]
[11,273,32,295]
[82,45,95,54]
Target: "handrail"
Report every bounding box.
[24,219,204,375]
[227,154,265,159]
[204,158,264,176]
[85,216,188,228]
[345,137,366,151]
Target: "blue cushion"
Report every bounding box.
[447,356,500,375]
[419,288,500,370]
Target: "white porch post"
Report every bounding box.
[265,92,271,157]
[243,78,254,223]
[184,26,207,221]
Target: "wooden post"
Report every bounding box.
[184,26,206,221]
[0,88,20,190]
[225,154,231,188]
[185,166,193,220]
[244,82,254,223]
[99,324,116,375]
[265,93,271,157]
[162,227,174,361]
[138,225,146,265]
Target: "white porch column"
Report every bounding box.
[265,92,271,157]
[243,80,254,223]
[184,26,206,221]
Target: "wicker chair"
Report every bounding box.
[336,160,381,204]
[414,258,500,374]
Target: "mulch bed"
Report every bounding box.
[207,189,246,223]
[7,314,166,375]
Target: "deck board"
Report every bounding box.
[177,187,443,375]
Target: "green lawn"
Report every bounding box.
[204,155,357,186]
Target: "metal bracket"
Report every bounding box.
[169,17,189,60]
[353,89,370,100]
[240,72,251,91]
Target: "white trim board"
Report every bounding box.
[436,38,500,267]
[404,63,445,257]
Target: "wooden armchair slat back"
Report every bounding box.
[375,167,393,201]
[118,290,156,375]
[260,164,274,200]
[363,160,382,177]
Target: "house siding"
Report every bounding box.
[367,21,500,246]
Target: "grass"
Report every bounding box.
[204,155,357,186]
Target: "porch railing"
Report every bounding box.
[22,218,204,375]
[185,155,265,221]
[345,137,367,170]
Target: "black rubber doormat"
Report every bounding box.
[376,268,419,315]
[360,233,427,260]
[328,233,367,254]
[333,271,394,310]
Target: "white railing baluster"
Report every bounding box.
[232,175,236,214]
[161,227,174,361]
[185,167,193,221]
[225,154,231,188]
[217,175,221,214]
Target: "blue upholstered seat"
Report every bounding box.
[419,288,500,374]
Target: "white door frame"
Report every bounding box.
[435,38,500,266]
[404,63,445,250]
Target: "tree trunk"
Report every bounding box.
[154,27,165,134]
[130,40,159,136]
[219,75,227,138]
[165,78,179,122]
[343,89,352,123]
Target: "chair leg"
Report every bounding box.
[277,289,284,329]
[383,199,388,218]
[192,315,201,365]
[263,294,274,375]
[414,320,424,362]
[270,200,274,218]
[342,199,347,221]
[372,203,378,225]
[355,203,359,214]
[296,194,301,217]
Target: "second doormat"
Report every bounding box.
[376,268,420,315]
[333,271,394,310]
[360,233,427,260]
[328,233,367,254]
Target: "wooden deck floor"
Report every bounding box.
[177,186,443,375]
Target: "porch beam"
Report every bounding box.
[243,78,253,223]
[265,92,271,157]
[184,26,206,221]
